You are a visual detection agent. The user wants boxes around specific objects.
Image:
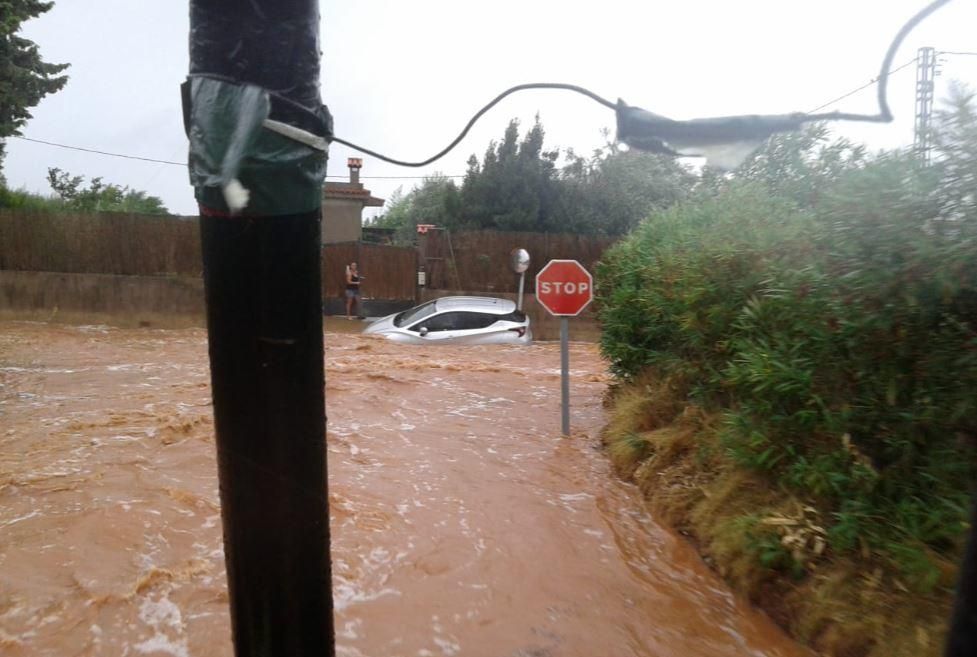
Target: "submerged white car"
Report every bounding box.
[363,296,532,345]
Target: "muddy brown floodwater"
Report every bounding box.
[0,321,814,657]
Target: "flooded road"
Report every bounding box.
[0,321,811,657]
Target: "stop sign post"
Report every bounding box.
[536,260,594,436]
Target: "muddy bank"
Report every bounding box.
[1,321,811,656]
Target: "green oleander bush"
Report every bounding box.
[598,89,977,597]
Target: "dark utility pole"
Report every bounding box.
[186,2,335,656]
[946,499,977,657]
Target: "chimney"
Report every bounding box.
[348,157,362,186]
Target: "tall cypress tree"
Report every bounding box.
[0,1,69,181]
[460,117,560,232]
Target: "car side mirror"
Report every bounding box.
[419,326,429,337]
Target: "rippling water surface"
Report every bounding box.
[0,321,812,657]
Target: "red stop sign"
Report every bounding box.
[535,259,593,316]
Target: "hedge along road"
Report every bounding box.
[0,321,813,657]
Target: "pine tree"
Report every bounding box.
[460,117,560,232]
[0,1,69,181]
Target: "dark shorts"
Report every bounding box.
[345,288,359,299]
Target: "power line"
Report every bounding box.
[338,0,950,162]
[802,0,950,124]
[11,135,186,165]
[807,58,916,114]
[808,18,977,119]
[8,0,952,173]
[336,174,465,180]
[8,135,465,179]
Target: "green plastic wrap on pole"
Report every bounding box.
[187,76,328,216]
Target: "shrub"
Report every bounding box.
[596,118,977,587]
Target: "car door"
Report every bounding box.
[412,311,498,343]
[410,311,466,341]
[451,311,507,344]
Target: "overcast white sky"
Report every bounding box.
[5,1,977,217]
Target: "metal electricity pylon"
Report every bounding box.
[913,46,937,165]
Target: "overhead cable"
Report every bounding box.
[10,0,953,170]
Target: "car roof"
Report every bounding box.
[433,296,517,314]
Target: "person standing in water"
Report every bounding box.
[345,262,363,319]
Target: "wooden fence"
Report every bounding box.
[0,211,418,302]
[322,242,417,301]
[0,211,613,305]
[0,209,202,276]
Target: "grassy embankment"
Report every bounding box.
[596,105,977,657]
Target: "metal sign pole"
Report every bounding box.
[518,271,526,311]
[561,317,570,436]
[537,259,591,438]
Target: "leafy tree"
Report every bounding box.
[736,123,867,208]
[46,167,169,214]
[0,182,62,210]
[557,139,695,235]
[373,118,694,238]
[459,119,694,235]
[460,116,560,232]
[368,186,407,227]
[369,175,460,243]
[0,1,69,181]
[931,82,977,222]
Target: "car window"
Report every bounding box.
[496,310,527,323]
[412,311,499,332]
[413,312,463,332]
[456,312,500,329]
[394,301,438,327]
